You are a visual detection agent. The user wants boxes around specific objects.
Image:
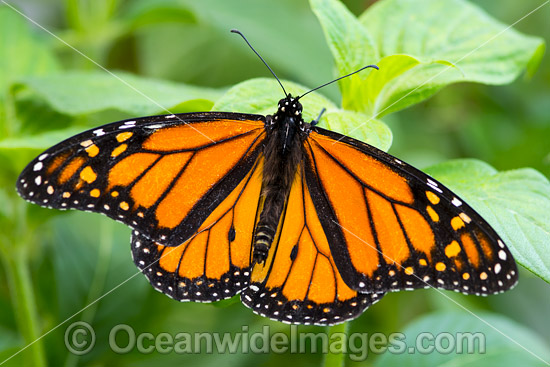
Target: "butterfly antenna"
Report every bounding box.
[231,29,287,96]
[297,64,379,100]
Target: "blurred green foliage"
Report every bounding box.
[0,0,549,366]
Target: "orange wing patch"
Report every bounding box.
[47,151,71,175]
[107,153,161,190]
[154,131,262,229]
[129,153,193,209]
[131,158,264,302]
[242,167,383,325]
[143,119,264,151]
[311,132,413,203]
[58,156,85,185]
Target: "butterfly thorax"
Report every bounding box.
[253,94,307,264]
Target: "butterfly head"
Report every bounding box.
[268,94,305,155]
[275,94,303,122]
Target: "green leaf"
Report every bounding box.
[310,0,378,75]
[0,326,22,359]
[425,159,550,284]
[43,212,149,364]
[0,126,84,151]
[344,54,420,116]
[213,78,392,149]
[310,0,379,106]
[375,311,550,366]
[356,0,545,115]
[322,111,392,151]
[17,71,223,117]
[0,6,60,93]
[0,127,87,179]
[0,5,60,138]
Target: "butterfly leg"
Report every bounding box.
[311,108,326,126]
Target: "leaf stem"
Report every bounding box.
[322,321,349,367]
[0,236,47,367]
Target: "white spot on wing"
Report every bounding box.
[452,197,462,207]
[119,121,136,129]
[427,178,438,186]
[38,153,48,161]
[145,124,163,129]
[33,162,43,171]
[427,182,443,193]
[93,129,105,136]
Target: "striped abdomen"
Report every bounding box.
[252,116,304,264]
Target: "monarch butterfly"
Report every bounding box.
[16,30,517,326]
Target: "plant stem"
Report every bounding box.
[0,197,47,366]
[1,241,47,367]
[323,321,349,367]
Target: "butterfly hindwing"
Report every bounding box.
[241,165,384,325]
[17,112,266,247]
[131,157,265,302]
[304,127,518,296]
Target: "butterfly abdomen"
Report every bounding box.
[253,106,305,264]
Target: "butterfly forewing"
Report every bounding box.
[304,127,518,296]
[17,112,266,247]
